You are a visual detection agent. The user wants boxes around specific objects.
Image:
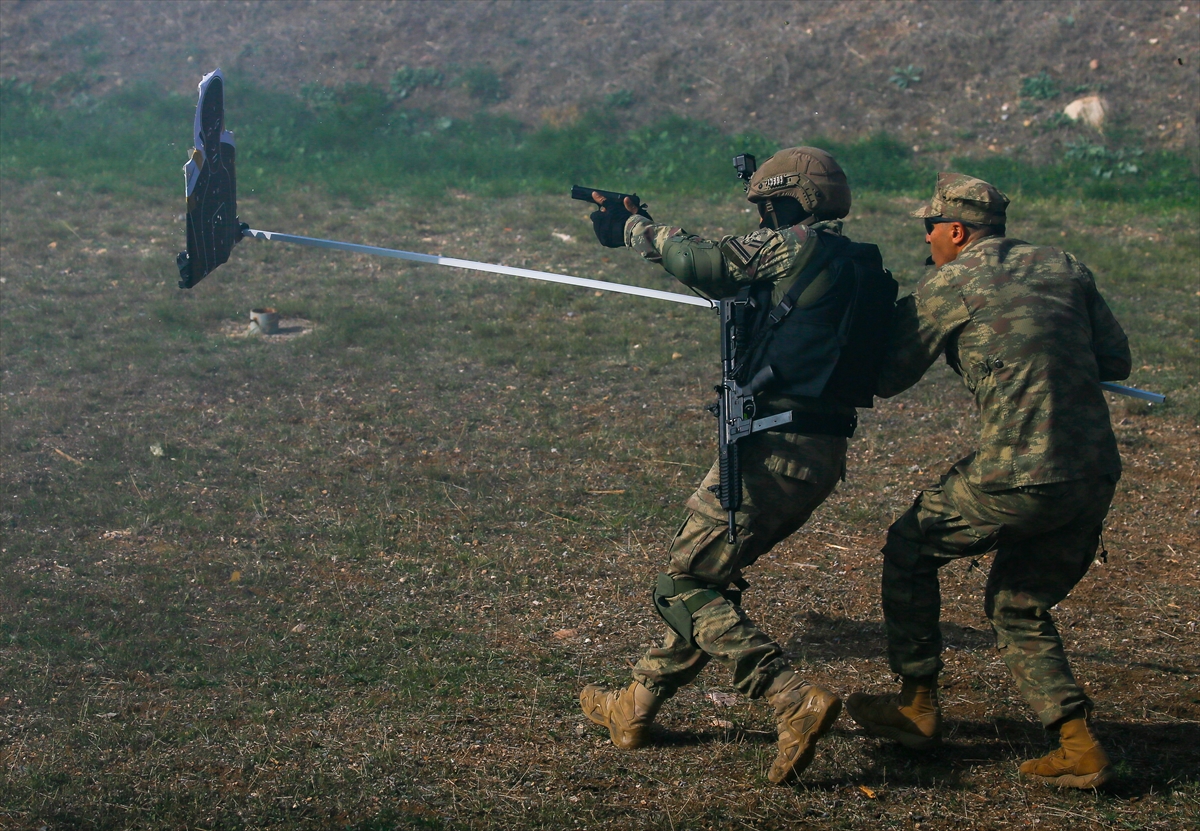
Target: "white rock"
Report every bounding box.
[1063,95,1108,128]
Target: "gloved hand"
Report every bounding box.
[591,193,651,248]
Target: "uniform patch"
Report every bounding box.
[720,232,768,273]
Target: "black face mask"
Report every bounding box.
[758,198,809,230]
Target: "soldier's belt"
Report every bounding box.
[768,411,858,438]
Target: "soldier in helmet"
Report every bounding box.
[579,147,895,785]
[845,173,1131,790]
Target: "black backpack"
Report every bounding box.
[733,232,898,408]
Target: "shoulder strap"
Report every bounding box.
[767,232,845,326]
[731,234,840,381]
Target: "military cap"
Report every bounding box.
[912,172,1009,225]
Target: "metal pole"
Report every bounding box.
[1100,382,1165,404]
[242,228,1164,404]
[242,228,714,308]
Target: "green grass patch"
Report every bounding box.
[1,78,1197,830]
[3,75,1195,208]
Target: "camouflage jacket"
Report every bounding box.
[877,236,1131,489]
[624,214,838,305]
[621,215,854,483]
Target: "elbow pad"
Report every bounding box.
[661,236,726,286]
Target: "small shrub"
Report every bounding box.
[49,71,103,95]
[1063,140,1142,178]
[1040,112,1074,132]
[390,65,444,100]
[68,92,97,111]
[0,77,45,132]
[888,65,922,89]
[604,89,635,108]
[299,82,336,108]
[459,65,507,103]
[1021,71,1059,100]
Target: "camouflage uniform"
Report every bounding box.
[622,215,853,700]
[876,173,1131,727]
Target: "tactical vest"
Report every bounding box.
[733,232,898,408]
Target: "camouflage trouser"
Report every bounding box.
[882,466,1117,727]
[632,432,847,701]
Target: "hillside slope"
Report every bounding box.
[2,0,1198,165]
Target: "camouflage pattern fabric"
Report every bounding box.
[625,215,857,421]
[614,214,860,700]
[910,172,1009,226]
[633,432,847,700]
[625,215,842,304]
[877,235,1131,489]
[881,468,1116,727]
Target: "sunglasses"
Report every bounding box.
[923,217,960,234]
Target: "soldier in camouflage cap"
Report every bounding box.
[846,173,1132,790]
[910,172,1009,226]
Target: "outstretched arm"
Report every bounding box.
[623,211,819,300]
[875,270,970,398]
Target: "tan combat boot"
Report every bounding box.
[1019,717,1113,789]
[579,681,663,749]
[845,676,942,750]
[765,672,843,785]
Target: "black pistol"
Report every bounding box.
[571,185,641,209]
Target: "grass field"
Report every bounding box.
[2,145,1198,829]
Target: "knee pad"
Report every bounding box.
[652,573,727,645]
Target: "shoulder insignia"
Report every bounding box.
[720,232,768,271]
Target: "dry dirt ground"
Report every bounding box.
[2,0,1197,164]
[1,177,1197,828]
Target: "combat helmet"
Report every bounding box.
[747,146,851,221]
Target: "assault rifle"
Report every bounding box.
[708,296,794,543]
